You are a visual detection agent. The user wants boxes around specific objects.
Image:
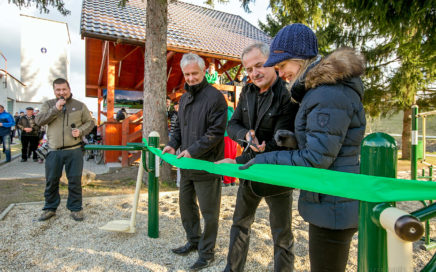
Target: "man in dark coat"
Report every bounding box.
[218,43,298,272]
[162,53,227,271]
[17,107,40,162]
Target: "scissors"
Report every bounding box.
[240,130,260,153]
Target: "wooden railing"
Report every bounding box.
[121,110,143,166]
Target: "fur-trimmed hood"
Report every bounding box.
[291,47,365,102]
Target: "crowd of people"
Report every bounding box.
[0,105,46,163]
[163,23,365,272]
[1,22,366,272]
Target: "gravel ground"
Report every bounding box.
[0,188,434,272]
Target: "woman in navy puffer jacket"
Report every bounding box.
[244,24,366,272]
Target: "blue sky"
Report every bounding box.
[0,0,270,111]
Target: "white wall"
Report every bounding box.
[0,71,24,114]
[20,15,70,103]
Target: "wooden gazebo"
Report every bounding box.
[80,0,270,165]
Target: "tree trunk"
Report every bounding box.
[401,108,412,159]
[143,0,171,182]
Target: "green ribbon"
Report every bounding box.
[144,140,436,202]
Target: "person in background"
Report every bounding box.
[34,108,40,116]
[0,105,15,162]
[222,101,237,187]
[13,112,21,140]
[17,107,40,162]
[205,62,219,84]
[35,78,94,222]
[162,53,227,271]
[115,107,127,122]
[169,102,181,187]
[240,24,366,272]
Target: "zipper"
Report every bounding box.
[62,110,65,147]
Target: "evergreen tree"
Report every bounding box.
[257,0,436,159]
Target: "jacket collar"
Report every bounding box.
[292,48,365,102]
[184,77,209,96]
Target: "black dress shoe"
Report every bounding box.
[189,256,214,271]
[20,158,27,162]
[171,242,197,255]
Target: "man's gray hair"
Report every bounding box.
[180,53,205,71]
[241,43,270,62]
[0,104,4,109]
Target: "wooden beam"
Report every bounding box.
[218,60,233,82]
[167,51,176,61]
[98,41,109,86]
[135,78,144,89]
[107,45,116,121]
[97,87,102,125]
[234,64,242,80]
[118,46,140,62]
[218,60,239,74]
[166,46,241,62]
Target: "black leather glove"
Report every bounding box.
[239,158,255,170]
[274,130,297,149]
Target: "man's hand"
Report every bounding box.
[274,130,297,149]
[239,158,256,170]
[245,130,265,152]
[215,158,236,164]
[0,123,3,127]
[162,146,176,155]
[56,98,66,111]
[24,128,32,132]
[177,150,191,159]
[72,129,80,138]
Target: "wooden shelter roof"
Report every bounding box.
[80,0,271,60]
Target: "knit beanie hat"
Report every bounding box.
[264,23,318,67]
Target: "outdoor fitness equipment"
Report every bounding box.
[86,132,436,270]
[411,105,435,251]
[84,131,160,237]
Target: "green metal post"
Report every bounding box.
[147,131,160,238]
[411,105,418,180]
[358,132,397,272]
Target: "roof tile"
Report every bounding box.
[81,0,270,58]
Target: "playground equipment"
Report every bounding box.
[358,132,435,271]
[84,131,160,237]
[86,132,436,270]
[412,105,435,251]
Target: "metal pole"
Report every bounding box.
[411,105,418,180]
[358,132,398,272]
[147,132,160,238]
[422,116,426,161]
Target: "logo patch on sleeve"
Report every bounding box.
[317,113,330,127]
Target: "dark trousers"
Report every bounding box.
[309,223,357,272]
[225,180,294,272]
[43,148,84,212]
[21,135,38,160]
[179,177,221,260]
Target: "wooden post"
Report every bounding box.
[107,46,116,122]
[97,87,102,125]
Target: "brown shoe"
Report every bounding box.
[70,211,84,221]
[38,210,56,221]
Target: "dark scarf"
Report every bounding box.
[184,77,209,96]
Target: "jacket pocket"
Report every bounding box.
[68,111,82,127]
[302,191,321,203]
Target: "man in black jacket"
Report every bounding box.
[17,107,40,162]
[162,53,227,271]
[219,43,298,271]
